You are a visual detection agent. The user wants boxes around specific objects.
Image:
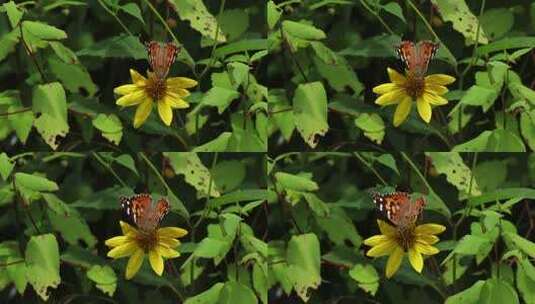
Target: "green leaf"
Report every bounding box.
[48,56,97,97]
[214,39,267,58]
[302,193,330,217]
[184,282,224,304]
[316,207,361,247]
[193,132,232,152]
[480,8,514,40]
[313,55,363,94]
[32,82,69,150]
[92,114,123,145]
[293,82,329,148]
[207,189,271,208]
[86,265,117,296]
[267,1,282,29]
[3,1,22,28]
[252,263,268,304]
[69,185,131,209]
[14,172,58,192]
[426,152,481,199]
[430,0,488,45]
[217,9,249,42]
[349,264,379,295]
[274,172,318,192]
[49,42,79,64]
[354,113,385,144]
[286,234,321,302]
[517,259,535,304]
[453,130,526,152]
[476,36,535,56]
[468,188,535,207]
[25,234,60,301]
[480,278,519,304]
[382,2,405,23]
[0,153,14,181]
[6,255,27,294]
[168,0,226,43]
[520,111,535,150]
[201,87,240,114]
[445,280,485,304]
[310,41,338,65]
[459,85,498,111]
[212,160,246,193]
[113,154,138,176]
[268,89,294,141]
[164,152,220,198]
[219,281,258,304]
[0,29,21,62]
[120,3,144,24]
[504,233,535,259]
[282,20,326,41]
[77,34,146,59]
[21,21,67,50]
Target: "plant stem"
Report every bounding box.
[91,152,128,188]
[97,0,133,36]
[359,0,395,35]
[0,107,32,117]
[141,0,178,44]
[198,0,226,81]
[353,152,388,186]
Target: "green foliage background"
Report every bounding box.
[268,152,535,303]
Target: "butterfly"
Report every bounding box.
[396,40,439,78]
[370,191,426,230]
[145,41,180,80]
[120,194,170,232]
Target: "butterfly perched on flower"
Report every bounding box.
[370,191,426,231]
[396,40,439,78]
[120,194,170,232]
[145,41,180,80]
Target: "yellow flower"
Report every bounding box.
[114,69,197,128]
[373,68,455,127]
[105,221,188,279]
[363,220,445,278]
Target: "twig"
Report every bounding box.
[0,107,32,117]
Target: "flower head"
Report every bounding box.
[363,220,445,278]
[114,69,197,128]
[373,68,455,127]
[105,221,188,279]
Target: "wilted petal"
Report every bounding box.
[149,249,164,276]
[415,223,446,235]
[425,74,455,86]
[157,99,173,126]
[416,96,432,123]
[108,241,137,259]
[366,238,397,257]
[125,248,144,280]
[408,247,423,273]
[385,246,404,278]
[393,96,412,127]
[133,99,153,128]
[167,77,198,89]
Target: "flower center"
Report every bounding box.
[395,225,416,251]
[145,74,167,101]
[404,74,425,99]
[135,230,158,252]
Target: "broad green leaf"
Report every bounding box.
[453,130,526,152]
[92,114,123,145]
[480,278,519,304]
[21,21,67,51]
[476,36,535,56]
[426,152,481,199]
[282,20,326,41]
[504,233,535,259]
[184,282,224,304]
[269,89,295,141]
[217,9,249,42]
[25,234,60,301]
[120,3,144,25]
[201,87,240,114]
[4,1,22,28]
[14,172,58,192]
[77,35,146,59]
[468,188,535,207]
[252,263,268,304]
[302,193,329,217]
[219,281,258,304]
[267,1,281,30]
[520,111,535,150]
[445,280,485,304]
[459,85,497,111]
[212,160,246,193]
[164,152,220,198]
[70,186,131,209]
[6,256,27,294]
[310,41,338,65]
[49,42,79,64]
[32,82,69,150]
[354,113,385,144]
[207,189,271,208]
[480,8,514,40]
[274,172,318,192]
[349,264,379,295]
[87,265,117,296]
[168,0,226,43]
[47,56,97,97]
[382,2,405,23]
[193,132,232,152]
[430,0,488,45]
[313,55,363,94]
[0,29,20,62]
[293,82,329,148]
[113,154,138,176]
[214,39,267,58]
[0,153,14,181]
[286,234,321,302]
[316,207,361,247]
[517,259,535,304]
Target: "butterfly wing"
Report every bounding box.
[154,197,170,223]
[120,194,152,226]
[396,40,439,77]
[371,191,410,226]
[396,41,416,72]
[146,41,179,79]
[397,196,426,228]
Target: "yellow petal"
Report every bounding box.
[166,77,198,89]
[114,84,139,96]
[416,234,439,245]
[133,99,153,128]
[120,221,138,236]
[425,74,455,86]
[159,237,180,248]
[367,239,398,257]
[168,87,191,98]
[157,99,173,126]
[425,84,448,96]
[149,249,164,276]
[158,227,188,239]
[373,83,398,95]
[416,96,432,123]
[387,68,407,85]
[105,235,129,247]
[375,89,407,106]
[157,245,181,258]
[415,223,446,235]
[408,247,423,273]
[125,248,144,280]
[422,92,448,106]
[108,241,137,259]
[363,235,389,246]
[415,241,440,255]
[393,96,412,127]
[385,246,404,278]
[377,220,396,236]
[164,92,190,109]
[130,69,147,85]
[116,90,147,107]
